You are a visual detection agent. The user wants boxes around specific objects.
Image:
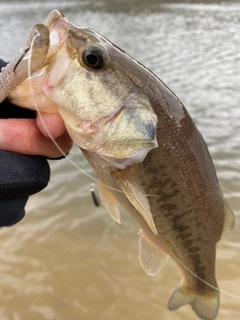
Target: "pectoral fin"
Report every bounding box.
[222,198,235,236]
[115,170,157,235]
[98,180,121,224]
[138,230,168,276]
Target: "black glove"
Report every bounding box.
[0,58,50,226]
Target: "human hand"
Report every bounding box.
[0,102,73,226]
[0,99,74,226]
[0,57,73,227]
[0,110,73,158]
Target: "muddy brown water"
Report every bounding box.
[0,1,240,319]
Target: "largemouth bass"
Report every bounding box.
[6,10,235,320]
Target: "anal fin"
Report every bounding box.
[138,230,168,276]
[98,180,121,224]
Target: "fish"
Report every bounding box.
[6,10,235,320]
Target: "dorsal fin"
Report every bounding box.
[138,230,168,276]
[115,170,157,235]
[222,198,235,236]
[98,180,121,224]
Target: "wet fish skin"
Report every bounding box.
[8,10,235,320]
[81,73,223,320]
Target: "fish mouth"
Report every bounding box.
[33,11,75,102]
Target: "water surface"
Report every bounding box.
[0,1,240,319]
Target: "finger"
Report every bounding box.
[0,119,73,158]
[36,112,66,139]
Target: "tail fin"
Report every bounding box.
[167,285,220,320]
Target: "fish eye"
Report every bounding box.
[82,45,106,69]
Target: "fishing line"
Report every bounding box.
[27,31,103,206]
[156,145,240,300]
[27,32,98,182]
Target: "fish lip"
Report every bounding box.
[45,10,69,48]
[45,10,64,29]
[79,105,124,135]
